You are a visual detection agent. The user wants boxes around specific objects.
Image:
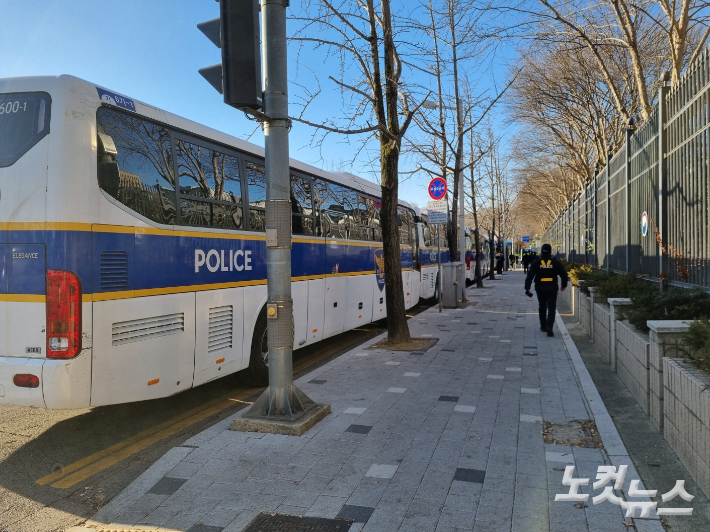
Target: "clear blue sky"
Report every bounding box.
[0,0,513,208]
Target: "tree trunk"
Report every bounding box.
[489,181,496,280]
[380,140,410,344]
[488,226,496,280]
[470,177,484,288]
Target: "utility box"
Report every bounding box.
[442,262,463,308]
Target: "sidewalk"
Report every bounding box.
[77,272,664,532]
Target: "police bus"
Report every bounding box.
[0,75,423,409]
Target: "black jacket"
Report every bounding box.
[525,254,569,291]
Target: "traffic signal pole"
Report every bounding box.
[249,0,311,420]
[229,0,328,432]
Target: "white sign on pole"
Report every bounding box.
[427,200,448,225]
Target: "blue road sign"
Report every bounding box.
[522,235,531,243]
[428,177,447,200]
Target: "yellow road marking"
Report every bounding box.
[36,390,253,489]
[35,395,226,486]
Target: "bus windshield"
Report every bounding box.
[0,92,51,168]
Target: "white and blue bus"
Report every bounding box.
[0,75,429,409]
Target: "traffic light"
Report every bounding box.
[198,0,262,110]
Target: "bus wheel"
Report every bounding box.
[247,309,269,386]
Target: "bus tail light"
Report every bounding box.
[46,270,82,359]
[466,255,471,270]
[13,374,40,388]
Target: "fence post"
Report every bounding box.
[658,72,670,284]
[594,166,599,267]
[625,120,634,275]
[606,150,612,272]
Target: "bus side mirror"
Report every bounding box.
[98,156,120,198]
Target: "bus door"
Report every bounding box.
[90,225,195,406]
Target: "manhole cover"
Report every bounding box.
[243,513,353,532]
[542,420,603,449]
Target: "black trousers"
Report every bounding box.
[536,285,558,329]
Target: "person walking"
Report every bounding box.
[508,252,516,271]
[522,251,531,273]
[524,243,568,337]
[495,253,504,275]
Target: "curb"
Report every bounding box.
[556,313,665,531]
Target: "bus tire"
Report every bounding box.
[247,309,269,386]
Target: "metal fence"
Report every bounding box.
[543,48,710,288]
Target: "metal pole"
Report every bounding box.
[243,0,314,421]
[502,200,506,271]
[438,225,442,313]
[658,75,670,286]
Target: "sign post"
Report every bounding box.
[427,199,448,313]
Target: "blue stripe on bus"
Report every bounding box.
[1,230,414,295]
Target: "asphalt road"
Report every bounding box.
[0,301,432,532]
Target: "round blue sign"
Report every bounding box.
[428,177,447,200]
[641,211,648,237]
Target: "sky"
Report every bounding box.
[0,0,516,208]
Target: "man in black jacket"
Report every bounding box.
[524,243,568,337]
[522,251,531,273]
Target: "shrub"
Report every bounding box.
[569,265,609,294]
[558,258,575,272]
[624,287,710,333]
[596,273,655,301]
[681,318,710,373]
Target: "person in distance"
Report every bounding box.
[524,243,568,337]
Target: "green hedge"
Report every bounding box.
[681,318,710,373]
[565,265,710,333]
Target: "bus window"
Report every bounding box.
[246,161,266,231]
[175,139,241,203]
[322,183,356,239]
[398,207,412,245]
[364,198,381,241]
[180,198,212,227]
[422,222,432,247]
[0,92,51,168]
[291,175,314,235]
[351,195,371,241]
[175,139,243,229]
[438,224,448,248]
[96,107,176,225]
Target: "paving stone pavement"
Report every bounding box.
[83,272,664,532]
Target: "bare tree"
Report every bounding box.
[409,0,512,262]
[465,123,488,287]
[291,0,424,344]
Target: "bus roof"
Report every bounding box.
[0,74,412,209]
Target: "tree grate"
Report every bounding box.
[242,513,353,532]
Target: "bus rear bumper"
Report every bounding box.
[0,350,91,409]
[0,357,46,408]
